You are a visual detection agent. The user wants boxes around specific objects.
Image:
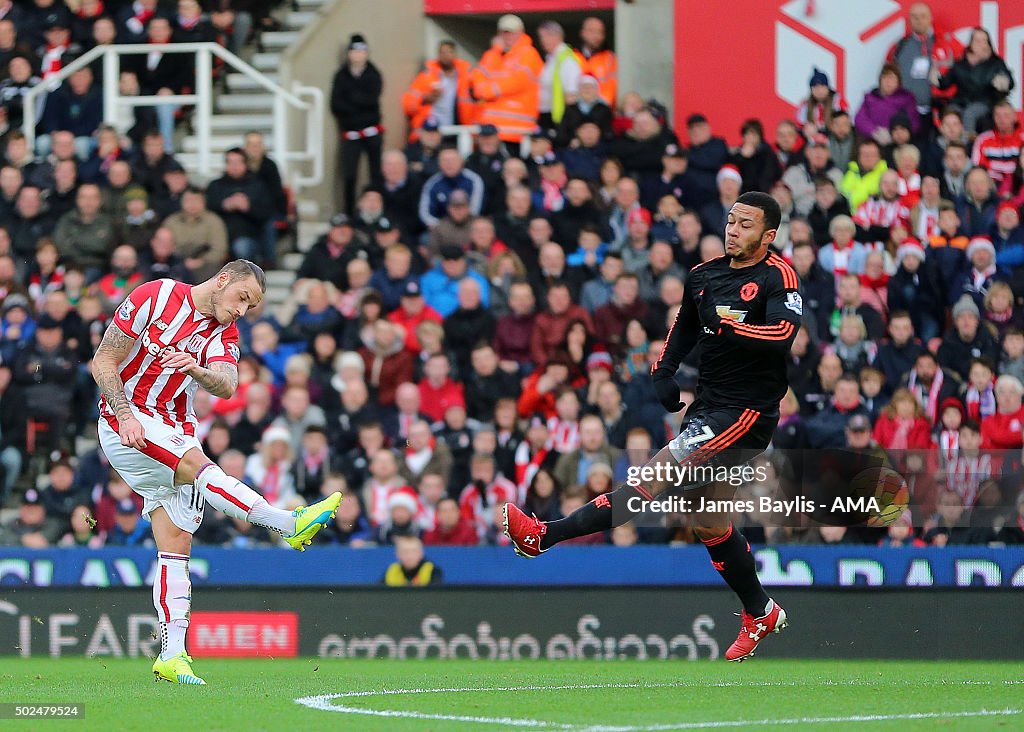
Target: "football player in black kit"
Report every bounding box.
[504,191,801,661]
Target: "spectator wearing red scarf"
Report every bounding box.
[115,0,159,44]
[980,374,1024,449]
[872,388,932,449]
[858,250,889,319]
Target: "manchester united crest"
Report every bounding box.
[740,282,759,301]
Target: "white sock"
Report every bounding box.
[194,463,295,534]
[247,497,297,535]
[154,552,191,661]
[160,620,189,662]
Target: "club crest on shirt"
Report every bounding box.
[715,305,747,322]
[117,299,135,321]
[184,333,206,354]
[740,282,759,301]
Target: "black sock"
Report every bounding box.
[541,483,645,549]
[702,524,770,617]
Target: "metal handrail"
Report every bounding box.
[21,42,324,189]
[439,123,532,159]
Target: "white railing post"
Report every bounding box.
[103,47,119,129]
[20,43,323,192]
[273,92,287,186]
[195,47,213,180]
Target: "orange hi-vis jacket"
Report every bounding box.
[470,34,543,143]
[576,47,618,109]
[401,58,476,141]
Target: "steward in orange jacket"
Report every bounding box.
[576,16,617,109]
[469,14,543,144]
[401,41,475,141]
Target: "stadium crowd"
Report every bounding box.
[2,4,1024,551]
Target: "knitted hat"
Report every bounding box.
[939,396,965,419]
[348,33,368,51]
[586,350,614,372]
[965,236,996,262]
[896,237,926,264]
[716,164,743,187]
[261,426,292,446]
[388,490,418,515]
[952,294,980,320]
[809,68,830,88]
[997,200,1021,219]
[626,207,652,226]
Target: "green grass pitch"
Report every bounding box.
[1,658,1021,731]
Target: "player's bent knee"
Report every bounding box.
[173,448,213,486]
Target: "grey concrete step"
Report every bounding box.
[261,31,300,50]
[282,252,304,271]
[296,199,319,220]
[265,269,297,288]
[226,72,279,92]
[208,114,273,133]
[252,52,282,71]
[285,10,318,29]
[181,135,246,153]
[216,93,275,112]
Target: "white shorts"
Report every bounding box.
[98,409,206,533]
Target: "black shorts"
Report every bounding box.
[666,408,777,488]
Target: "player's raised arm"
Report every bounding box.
[650,281,700,411]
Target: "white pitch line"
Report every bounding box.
[294,683,1023,730]
[574,708,1023,731]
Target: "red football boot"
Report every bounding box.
[725,598,788,661]
[502,502,548,558]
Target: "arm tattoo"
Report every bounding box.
[191,362,238,398]
[93,322,137,421]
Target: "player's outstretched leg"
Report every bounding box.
[180,452,341,550]
[697,521,787,661]
[503,446,676,557]
[148,507,205,685]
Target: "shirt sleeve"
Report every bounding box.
[651,276,700,378]
[203,324,240,367]
[111,280,161,338]
[719,266,802,354]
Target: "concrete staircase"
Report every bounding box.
[178,1,332,310]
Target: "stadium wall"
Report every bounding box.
[1,587,1021,659]
[674,0,1024,144]
[1,546,1023,587]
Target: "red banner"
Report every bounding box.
[675,0,1024,144]
[188,612,298,658]
[425,0,613,15]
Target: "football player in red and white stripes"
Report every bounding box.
[91,260,341,684]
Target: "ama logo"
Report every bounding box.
[776,0,1024,113]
